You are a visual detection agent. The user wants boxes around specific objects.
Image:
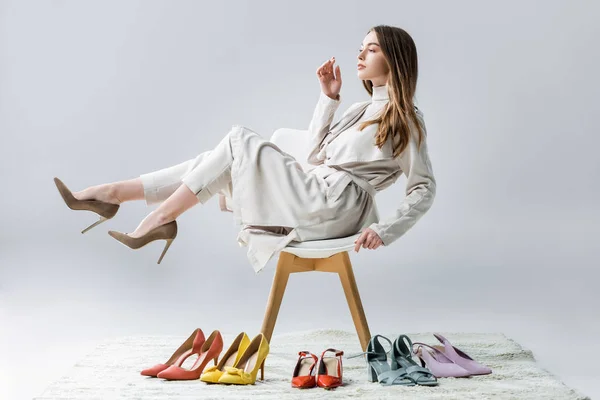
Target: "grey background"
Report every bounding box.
[1,0,598,398]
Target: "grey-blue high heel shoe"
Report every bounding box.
[347,335,414,386]
[391,334,438,386]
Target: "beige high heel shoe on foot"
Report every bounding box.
[107,221,178,264]
[54,177,120,234]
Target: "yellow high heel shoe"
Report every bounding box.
[54,177,120,234]
[107,221,178,264]
[200,332,251,383]
[217,333,270,385]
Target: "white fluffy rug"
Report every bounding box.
[34,329,589,400]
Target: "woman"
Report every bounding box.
[54,25,437,273]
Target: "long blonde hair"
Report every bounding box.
[358,25,425,158]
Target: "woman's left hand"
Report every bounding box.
[354,228,383,252]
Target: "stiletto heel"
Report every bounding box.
[157,238,174,264]
[260,360,265,381]
[108,221,178,264]
[81,216,110,234]
[54,177,120,234]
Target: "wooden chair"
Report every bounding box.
[219,128,380,351]
[260,240,372,351]
[269,127,382,352]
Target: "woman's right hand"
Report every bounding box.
[316,56,342,100]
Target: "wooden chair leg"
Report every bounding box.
[260,252,293,344]
[337,251,371,352]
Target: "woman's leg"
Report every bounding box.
[72,154,206,205]
[71,125,237,206]
[72,178,145,204]
[126,125,240,238]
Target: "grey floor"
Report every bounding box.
[1,225,598,400]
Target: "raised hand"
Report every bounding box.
[316,56,342,100]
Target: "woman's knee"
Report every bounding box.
[230,124,259,138]
[230,124,245,135]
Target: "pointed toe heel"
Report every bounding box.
[316,348,344,390]
[431,333,492,376]
[157,330,224,381]
[54,177,120,234]
[141,328,205,377]
[201,332,252,384]
[412,342,471,378]
[217,333,270,385]
[291,351,318,389]
[107,220,178,264]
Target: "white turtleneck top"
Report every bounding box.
[321,84,402,192]
[304,83,437,247]
[307,84,405,192]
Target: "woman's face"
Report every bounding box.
[357,31,389,86]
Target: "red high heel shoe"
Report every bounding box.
[140,328,205,377]
[316,348,344,389]
[291,351,318,389]
[157,330,224,380]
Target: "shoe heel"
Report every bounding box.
[260,360,265,381]
[367,364,377,382]
[81,216,109,234]
[157,239,174,264]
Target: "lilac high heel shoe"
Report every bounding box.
[430,333,492,376]
[412,342,471,378]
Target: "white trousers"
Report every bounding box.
[139,126,239,206]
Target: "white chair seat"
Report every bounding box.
[282,233,361,259]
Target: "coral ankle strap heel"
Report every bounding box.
[291,351,318,389]
[316,348,344,390]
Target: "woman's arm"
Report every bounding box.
[306,91,342,166]
[367,113,437,246]
[306,57,345,166]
